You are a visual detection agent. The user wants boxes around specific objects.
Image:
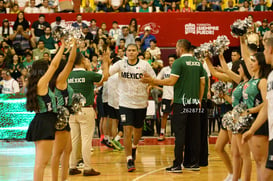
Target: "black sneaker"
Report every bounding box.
[184,164,200,171]
[69,168,82,175]
[101,139,114,149]
[166,165,182,173]
[132,148,137,161]
[127,159,136,172]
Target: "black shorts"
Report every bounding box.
[266,139,273,170]
[102,102,111,117]
[252,114,269,136]
[108,105,120,120]
[119,106,147,128]
[161,99,173,113]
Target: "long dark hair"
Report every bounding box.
[2,20,10,37]
[129,18,138,33]
[239,60,251,80]
[26,60,49,112]
[49,59,66,91]
[254,52,272,79]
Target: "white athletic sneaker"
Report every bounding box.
[223,173,233,181]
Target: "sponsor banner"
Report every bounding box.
[1,12,272,47]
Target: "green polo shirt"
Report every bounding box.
[68,68,102,106]
[171,54,205,105]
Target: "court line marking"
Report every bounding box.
[132,167,166,181]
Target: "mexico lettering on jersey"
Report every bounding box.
[267,71,273,140]
[109,59,156,109]
[156,66,174,100]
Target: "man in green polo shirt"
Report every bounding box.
[68,52,109,177]
[141,39,205,173]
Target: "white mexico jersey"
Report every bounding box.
[102,81,108,103]
[157,66,173,100]
[109,59,156,109]
[108,73,119,109]
[1,79,20,94]
[267,71,273,140]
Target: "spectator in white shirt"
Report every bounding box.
[146,39,161,60]
[24,0,39,13]
[0,69,20,94]
[39,0,54,13]
[51,16,65,32]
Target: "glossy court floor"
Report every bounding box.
[0,137,258,181]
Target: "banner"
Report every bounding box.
[1,12,272,47]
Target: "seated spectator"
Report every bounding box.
[263,21,273,40]
[146,39,161,60]
[168,1,180,11]
[101,23,109,36]
[89,19,99,40]
[196,0,211,11]
[9,54,23,80]
[224,0,239,11]
[139,1,150,12]
[39,26,58,54]
[0,53,7,72]
[13,0,28,11]
[254,0,267,11]
[117,47,127,60]
[139,26,156,50]
[32,40,50,61]
[94,28,108,44]
[0,41,14,66]
[59,0,74,12]
[246,26,260,47]
[24,0,39,13]
[208,0,222,11]
[129,0,139,12]
[17,67,28,93]
[43,52,50,63]
[31,14,50,45]
[0,19,13,43]
[116,26,135,47]
[258,19,270,40]
[39,0,54,13]
[128,18,139,38]
[109,21,121,43]
[10,4,20,14]
[10,25,30,56]
[90,54,101,72]
[108,0,126,12]
[82,26,94,43]
[153,0,165,12]
[22,52,34,70]
[165,0,180,11]
[115,38,126,53]
[181,0,192,12]
[0,69,20,94]
[81,0,95,12]
[13,12,30,33]
[48,0,59,12]
[72,14,88,29]
[144,50,153,65]
[239,0,253,11]
[95,0,108,12]
[51,16,66,32]
[0,0,6,13]
[26,0,43,7]
[77,40,90,58]
[135,37,143,53]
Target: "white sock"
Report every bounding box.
[132,144,137,149]
[114,135,121,141]
[104,135,109,141]
[160,128,165,134]
[127,156,133,161]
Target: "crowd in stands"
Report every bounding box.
[0,0,272,13]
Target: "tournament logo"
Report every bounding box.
[185,23,219,35]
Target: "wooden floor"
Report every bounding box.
[0,139,258,181]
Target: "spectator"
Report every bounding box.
[31,14,50,44]
[13,11,30,31]
[90,54,101,72]
[0,19,13,43]
[77,40,90,58]
[0,0,6,13]
[128,18,139,38]
[0,69,20,94]
[72,14,88,29]
[146,39,161,60]
[26,0,43,7]
[51,16,66,32]
[95,0,108,12]
[82,26,94,43]
[109,0,126,12]
[116,26,135,47]
[22,52,34,70]
[94,28,108,44]
[208,0,222,11]
[258,19,270,40]
[42,52,50,63]
[0,41,14,66]
[165,0,180,10]
[196,0,211,11]
[24,0,39,13]
[137,52,144,60]
[17,67,28,93]
[153,0,165,12]
[254,0,267,11]
[115,38,126,53]
[246,25,260,47]
[139,26,156,50]
[109,21,121,43]
[0,53,6,72]
[224,0,239,11]
[139,1,150,12]
[101,23,109,36]
[81,0,95,12]
[10,4,20,14]
[135,37,143,53]
[48,0,59,12]
[32,40,50,61]
[9,54,23,80]
[39,0,54,13]
[59,0,74,12]
[239,0,253,11]
[13,0,28,11]
[10,25,30,56]
[89,19,99,40]
[144,50,153,65]
[263,21,273,40]
[181,0,192,12]
[117,47,127,61]
[39,26,58,54]
[168,1,180,11]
